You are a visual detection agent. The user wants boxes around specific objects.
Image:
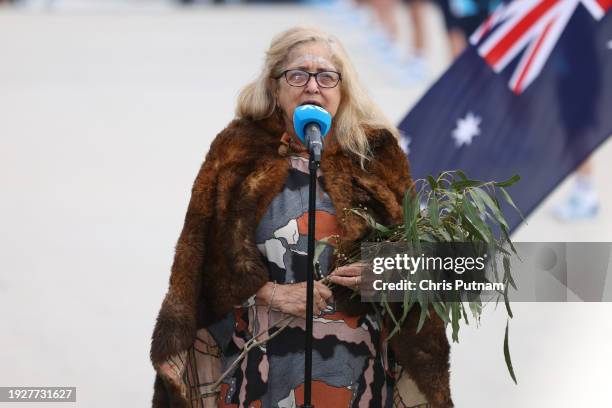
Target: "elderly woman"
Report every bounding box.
[150,27,452,408]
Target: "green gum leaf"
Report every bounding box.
[504,320,518,384]
[495,174,521,188]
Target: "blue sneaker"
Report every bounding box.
[552,190,599,221]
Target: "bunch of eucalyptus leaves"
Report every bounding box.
[343,171,522,383]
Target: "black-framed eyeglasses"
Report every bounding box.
[275,69,342,88]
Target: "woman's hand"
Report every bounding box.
[255,281,333,319]
[328,262,367,291]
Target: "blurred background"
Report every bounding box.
[1,0,611,406]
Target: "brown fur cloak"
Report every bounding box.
[150,116,453,407]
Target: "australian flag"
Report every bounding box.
[398,0,612,231]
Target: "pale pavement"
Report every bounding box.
[0,2,611,407]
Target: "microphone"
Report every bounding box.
[293,104,332,162]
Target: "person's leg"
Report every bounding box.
[572,159,598,204]
[383,0,429,82]
[447,28,467,58]
[433,0,468,59]
[370,0,400,42]
[553,158,599,221]
[406,0,426,56]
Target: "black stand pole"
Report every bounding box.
[301,154,319,408]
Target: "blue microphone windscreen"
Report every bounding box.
[292,105,332,143]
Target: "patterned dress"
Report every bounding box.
[212,152,390,408]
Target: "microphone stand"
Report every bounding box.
[301,125,322,408]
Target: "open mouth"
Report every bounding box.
[302,101,323,108]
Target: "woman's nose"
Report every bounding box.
[304,76,320,93]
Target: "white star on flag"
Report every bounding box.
[452,112,482,147]
[608,39,612,49]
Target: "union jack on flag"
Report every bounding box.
[470,0,612,93]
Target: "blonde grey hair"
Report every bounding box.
[236,26,400,165]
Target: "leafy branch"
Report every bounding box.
[345,171,521,383]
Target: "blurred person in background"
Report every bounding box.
[550,21,601,222]
[436,0,499,58]
[150,26,452,407]
[366,0,430,81]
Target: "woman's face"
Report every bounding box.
[275,42,342,136]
